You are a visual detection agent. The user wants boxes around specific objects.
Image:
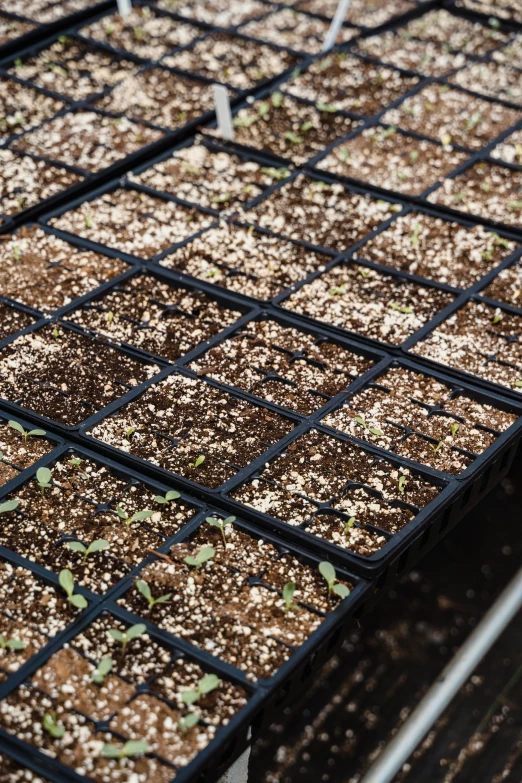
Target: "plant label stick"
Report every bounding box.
[322,0,352,52]
[213,84,235,142]
[117,0,132,17]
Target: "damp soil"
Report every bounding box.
[0,75,64,141]
[0,15,36,46]
[482,259,522,307]
[491,127,522,165]
[401,8,511,55]
[449,59,522,106]
[156,0,270,28]
[0,418,53,486]
[294,0,415,28]
[356,31,467,77]
[239,8,358,54]
[0,302,35,342]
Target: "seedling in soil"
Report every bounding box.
[154,490,180,504]
[0,635,25,651]
[12,244,21,261]
[91,656,113,685]
[184,545,215,572]
[68,457,90,481]
[398,475,407,493]
[108,624,147,656]
[116,504,153,528]
[316,102,338,113]
[515,381,522,388]
[107,311,115,327]
[135,579,172,609]
[59,569,88,610]
[125,426,135,440]
[181,673,220,706]
[8,421,46,441]
[179,713,199,731]
[36,467,52,497]
[189,454,205,469]
[272,91,283,108]
[429,439,444,454]
[330,285,346,296]
[492,311,503,325]
[0,499,19,514]
[344,516,356,533]
[318,562,350,600]
[205,515,235,546]
[101,740,150,762]
[261,167,290,180]
[411,222,422,246]
[67,538,110,563]
[284,131,303,145]
[282,582,299,616]
[84,214,93,229]
[353,415,383,437]
[42,712,64,739]
[389,301,413,314]
[449,422,460,438]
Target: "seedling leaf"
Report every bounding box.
[179,713,199,731]
[0,499,19,514]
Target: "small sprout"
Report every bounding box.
[12,244,21,261]
[398,475,407,493]
[52,326,60,338]
[67,538,110,563]
[116,505,153,528]
[378,125,397,141]
[409,149,419,164]
[271,91,283,108]
[205,515,235,546]
[449,422,460,438]
[465,112,483,130]
[359,267,369,278]
[411,222,422,246]
[181,673,220,705]
[282,582,299,615]
[260,166,289,181]
[136,579,172,609]
[68,457,90,481]
[430,440,444,454]
[36,467,52,497]
[101,740,150,761]
[108,623,147,656]
[14,57,23,70]
[257,100,270,117]
[318,562,350,600]
[0,499,19,514]
[353,415,383,437]
[214,191,232,204]
[125,426,135,440]
[233,114,257,128]
[329,284,346,296]
[316,102,337,112]
[389,301,413,314]
[84,214,93,229]
[492,311,503,325]
[8,420,46,441]
[107,311,115,326]
[344,516,355,533]
[189,454,205,469]
[284,131,303,145]
[91,656,113,685]
[508,200,522,209]
[42,712,64,739]
[184,545,215,572]
[59,569,88,610]
[514,380,522,388]
[441,132,452,146]
[179,712,199,732]
[154,490,180,504]
[0,634,25,651]
[300,120,313,132]
[489,15,500,28]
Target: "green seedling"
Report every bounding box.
[179,713,199,732]
[91,656,113,685]
[344,516,355,534]
[0,499,19,514]
[116,504,153,528]
[300,120,313,132]
[409,149,419,164]
[59,569,88,609]
[282,582,299,615]
[316,102,337,112]
[189,454,205,469]
[398,475,407,493]
[359,267,369,278]
[257,100,270,117]
[205,515,235,546]
[154,490,180,504]
[67,538,110,563]
[271,91,283,108]
[8,420,46,441]
[389,301,413,314]
[125,426,135,440]
[492,311,503,324]
[42,712,64,739]
[107,311,115,326]
[0,634,25,651]
[181,673,220,705]
[353,415,383,437]
[449,422,460,438]
[329,284,346,296]
[430,440,444,454]
[261,167,289,181]
[136,579,172,609]
[233,114,257,128]
[184,545,215,572]
[214,191,232,204]
[101,740,150,762]
[12,244,21,261]
[68,457,90,481]
[84,214,93,229]
[284,131,303,145]
[318,562,350,600]
[411,222,422,247]
[108,623,147,656]
[515,380,522,388]
[52,326,60,339]
[36,467,52,497]
[508,200,522,209]
[465,112,483,130]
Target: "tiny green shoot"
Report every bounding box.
[260,167,289,181]
[136,579,172,609]
[125,426,135,440]
[8,421,46,441]
[398,475,407,493]
[344,516,355,534]
[189,454,205,469]
[101,740,150,761]
[389,301,413,314]
[154,490,180,504]
[42,712,64,739]
[116,505,153,528]
[181,673,220,705]
[67,538,110,563]
[84,214,93,229]
[282,582,299,615]
[430,440,444,454]
[205,515,235,546]
[284,131,303,145]
[0,634,25,651]
[12,244,21,261]
[59,569,88,610]
[184,545,215,572]
[36,467,52,497]
[411,222,422,246]
[91,656,113,685]
[179,712,199,732]
[316,102,337,112]
[449,422,460,438]
[108,623,147,656]
[271,91,283,108]
[318,562,350,600]
[0,499,19,514]
[353,415,383,437]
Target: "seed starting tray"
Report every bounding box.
[2,0,522,779]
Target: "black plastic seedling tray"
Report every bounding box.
[0,440,371,783]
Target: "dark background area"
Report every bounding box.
[251,452,522,783]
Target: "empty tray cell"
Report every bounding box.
[0,226,128,313]
[449,60,522,105]
[482,260,522,307]
[294,0,416,28]
[412,300,522,394]
[355,212,518,288]
[0,324,159,427]
[455,0,522,22]
[400,8,512,55]
[0,416,54,487]
[490,127,522,165]
[0,76,63,142]
[155,0,270,27]
[427,162,522,228]
[356,32,467,77]
[239,8,358,53]
[382,84,520,151]
[9,38,137,102]
[162,32,300,91]
[79,5,203,61]
[67,274,243,361]
[189,316,375,414]
[244,174,398,252]
[161,221,331,300]
[129,140,288,212]
[323,365,517,475]
[0,302,35,341]
[283,262,455,346]
[49,188,214,259]
[95,67,225,130]
[316,125,469,197]
[12,111,164,173]
[0,15,36,46]
[284,54,420,116]
[88,373,295,489]
[0,149,82,222]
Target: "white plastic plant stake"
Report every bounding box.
[322,0,352,52]
[117,0,132,17]
[213,84,235,142]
